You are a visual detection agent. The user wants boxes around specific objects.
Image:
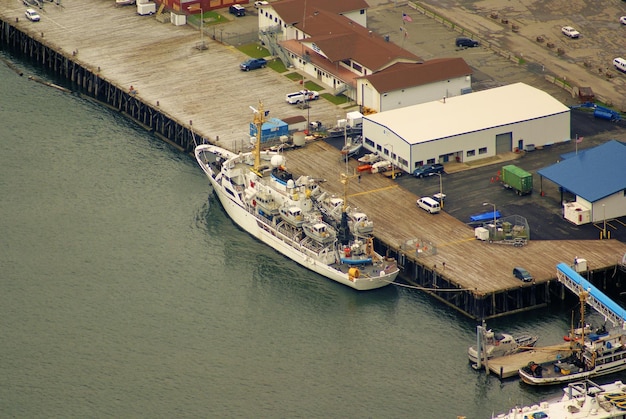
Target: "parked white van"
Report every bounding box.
[417,197,441,214]
[614,57,626,73]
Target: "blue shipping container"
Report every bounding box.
[249,118,289,143]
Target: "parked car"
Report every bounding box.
[240,58,267,71]
[25,8,40,22]
[561,26,580,38]
[285,90,320,104]
[229,4,246,17]
[513,267,533,282]
[620,16,626,25]
[455,37,479,48]
[254,1,269,7]
[614,57,626,73]
[413,163,444,178]
[417,197,441,214]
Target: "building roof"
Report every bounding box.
[299,11,421,71]
[272,0,369,24]
[360,58,472,93]
[537,140,626,202]
[365,82,570,144]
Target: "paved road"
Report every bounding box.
[367,0,626,110]
[392,111,626,242]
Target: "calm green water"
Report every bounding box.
[0,53,619,418]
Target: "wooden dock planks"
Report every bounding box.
[485,343,573,379]
[284,141,626,295]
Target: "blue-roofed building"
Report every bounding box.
[537,140,626,225]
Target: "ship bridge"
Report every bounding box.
[556,262,626,329]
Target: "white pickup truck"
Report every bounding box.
[285,90,320,104]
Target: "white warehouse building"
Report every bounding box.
[361,83,571,174]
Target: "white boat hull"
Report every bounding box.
[195,144,398,291]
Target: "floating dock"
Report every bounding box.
[483,343,573,379]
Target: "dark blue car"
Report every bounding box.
[240,58,267,71]
[413,163,444,178]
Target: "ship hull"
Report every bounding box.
[195,144,398,291]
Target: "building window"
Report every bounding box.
[415,161,423,168]
[352,63,362,73]
[399,157,408,167]
[466,150,475,157]
[360,9,365,14]
[376,144,382,152]
[364,137,374,147]
[427,158,435,164]
[479,147,487,154]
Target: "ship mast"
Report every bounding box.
[249,101,266,174]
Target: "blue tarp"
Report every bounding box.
[469,211,501,222]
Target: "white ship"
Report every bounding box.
[193,102,399,291]
[492,379,626,418]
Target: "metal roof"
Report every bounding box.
[364,83,570,144]
[537,140,626,202]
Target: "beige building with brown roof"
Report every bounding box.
[258,0,472,112]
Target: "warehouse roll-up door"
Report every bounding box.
[495,132,512,154]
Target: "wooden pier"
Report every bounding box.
[283,141,626,319]
[483,343,573,379]
[2,1,626,320]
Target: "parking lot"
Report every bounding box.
[392,111,626,242]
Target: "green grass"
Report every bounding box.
[237,43,270,58]
[188,11,227,27]
[267,59,287,73]
[285,72,302,81]
[321,93,350,105]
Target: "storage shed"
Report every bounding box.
[249,118,289,143]
[360,83,571,174]
[537,140,626,224]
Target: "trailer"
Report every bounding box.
[501,165,532,195]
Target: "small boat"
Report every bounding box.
[313,194,374,237]
[468,324,539,365]
[115,0,136,5]
[492,379,626,419]
[519,292,626,386]
[518,331,626,386]
[348,211,374,236]
[358,153,381,164]
[340,136,363,157]
[302,218,337,244]
[279,205,305,228]
[325,125,362,139]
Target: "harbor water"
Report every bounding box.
[0,53,622,418]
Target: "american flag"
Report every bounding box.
[402,13,413,22]
[576,136,584,144]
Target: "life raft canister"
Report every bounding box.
[348,267,360,281]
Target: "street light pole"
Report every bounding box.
[384,143,395,179]
[188,4,206,50]
[436,173,443,209]
[602,203,606,239]
[200,7,204,49]
[483,202,496,227]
